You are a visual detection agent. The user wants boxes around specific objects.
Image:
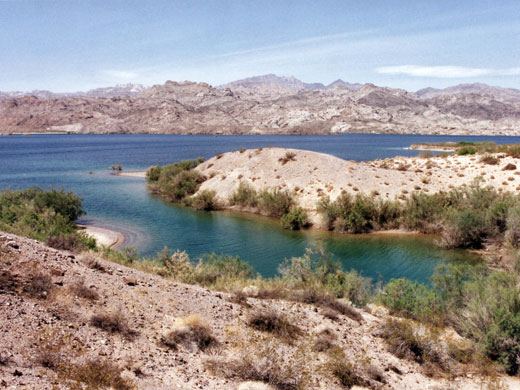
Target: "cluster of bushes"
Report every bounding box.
[317,182,520,249]
[146,158,216,207]
[0,187,95,251]
[317,191,401,233]
[380,264,520,375]
[229,182,310,230]
[417,141,520,158]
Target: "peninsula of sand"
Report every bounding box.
[186,147,519,227]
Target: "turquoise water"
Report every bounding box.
[2,133,516,283]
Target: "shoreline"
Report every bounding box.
[78,224,126,249]
[114,170,147,178]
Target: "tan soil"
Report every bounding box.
[1,232,518,389]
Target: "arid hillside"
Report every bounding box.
[1,232,518,389]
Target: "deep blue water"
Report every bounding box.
[2,133,517,283]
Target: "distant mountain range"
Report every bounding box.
[0,83,146,100]
[1,75,519,135]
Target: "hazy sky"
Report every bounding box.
[1,0,519,91]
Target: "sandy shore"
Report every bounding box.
[115,170,147,178]
[78,224,126,249]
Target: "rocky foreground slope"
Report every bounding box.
[1,232,518,389]
[1,75,519,135]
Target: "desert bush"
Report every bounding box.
[325,348,367,388]
[193,253,255,286]
[70,279,99,301]
[145,165,161,182]
[316,196,337,230]
[278,151,297,165]
[379,278,442,324]
[0,187,86,244]
[161,315,218,352]
[65,359,135,390]
[480,154,499,165]
[247,309,302,341]
[24,271,53,299]
[258,188,294,217]
[503,163,517,171]
[147,159,206,202]
[204,334,308,390]
[313,327,337,352]
[46,231,96,252]
[378,318,451,375]
[280,206,310,230]
[187,189,220,210]
[229,181,259,208]
[90,309,136,339]
[505,205,520,248]
[457,146,476,155]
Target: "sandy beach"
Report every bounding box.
[78,224,126,249]
[115,170,147,178]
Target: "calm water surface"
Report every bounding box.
[2,133,517,283]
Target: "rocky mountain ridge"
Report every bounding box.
[1,76,519,135]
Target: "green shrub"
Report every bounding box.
[147,159,206,202]
[258,188,294,217]
[0,187,87,244]
[379,278,442,324]
[229,181,259,208]
[456,146,476,155]
[188,190,220,210]
[146,165,161,182]
[280,207,310,230]
[193,253,255,286]
[505,205,520,248]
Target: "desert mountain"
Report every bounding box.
[417,83,520,102]
[0,83,145,101]
[326,79,363,90]
[1,77,519,135]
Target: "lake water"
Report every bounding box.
[2,133,518,283]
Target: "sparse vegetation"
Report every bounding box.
[90,308,136,339]
[278,151,297,165]
[246,309,302,341]
[161,315,218,352]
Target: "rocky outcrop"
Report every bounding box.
[1,77,520,135]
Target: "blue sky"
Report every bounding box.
[0,0,519,91]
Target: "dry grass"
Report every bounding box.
[325,348,368,389]
[278,151,297,165]
[294,289,363,323]
[246,309,302,342]
[313,327,337,352]
[204,330,310,390]
[70,278,99,301]
[90,308,136,339]
[24,271,53,299]
[161,315,218,352]
[63,359,135,390]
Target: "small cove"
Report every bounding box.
[1,133,515,283]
